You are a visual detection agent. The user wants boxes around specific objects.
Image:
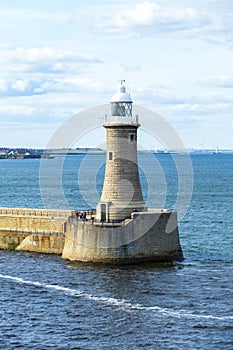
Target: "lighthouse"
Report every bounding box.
[62,80,183,264]
[96,81,146,222]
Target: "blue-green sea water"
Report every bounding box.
[0,154,233,349]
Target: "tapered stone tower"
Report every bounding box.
[96,81,145,222]
[62,80,183,264]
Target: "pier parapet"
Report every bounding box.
[0,207,72,253]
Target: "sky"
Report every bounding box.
[0,0,233,149]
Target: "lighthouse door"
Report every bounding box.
[100,204,106,222]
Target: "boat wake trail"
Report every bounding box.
[1,273,232,322]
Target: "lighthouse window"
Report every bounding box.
[109,152,113,160]
[111,102,132,117]
[129,133,135,142]
[111,103,125,116]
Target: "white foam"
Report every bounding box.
[1,273,232,321]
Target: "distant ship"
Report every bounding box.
[153,149,179,154]
[210,146,221,154]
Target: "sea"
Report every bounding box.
[0,153,233,350]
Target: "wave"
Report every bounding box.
[1,273,232,322]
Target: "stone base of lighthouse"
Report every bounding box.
[62,209,183,264]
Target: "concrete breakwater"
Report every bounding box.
[0,207,72,253]
[0,207,183,263]
[63,209,183,263]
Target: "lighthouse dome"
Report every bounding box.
[110,81,133,103]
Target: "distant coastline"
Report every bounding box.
[1,147,233,159]
[0,147,105,159]
[0,148,50,159]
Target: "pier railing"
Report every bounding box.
[0,208,73,218]
[104,114,139,125]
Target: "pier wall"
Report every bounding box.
[62,210,183,263]
[0,208,72,253]
[0,208,183,263]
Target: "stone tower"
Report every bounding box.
[62,80,183,263]
[96,81,145,222]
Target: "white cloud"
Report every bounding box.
[0,105,35,115]
[0,47,102,65]
[91,1,211,35]
[170,102,233,114]
[0,46,104,97]
[0,1,232,148]
[11,79,30,92]
[115,2,161,27]
[0,75,108,98]
[119,2,199,27]
[132,84,233,121]
[0,79,8,91]
[0,7,70,24]
[0,77,48,97]
[120,63,142,72]
[200,75,233,88]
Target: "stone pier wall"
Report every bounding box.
[62,209,183,263]
[0,207,183,263]
[0,208,72,253]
